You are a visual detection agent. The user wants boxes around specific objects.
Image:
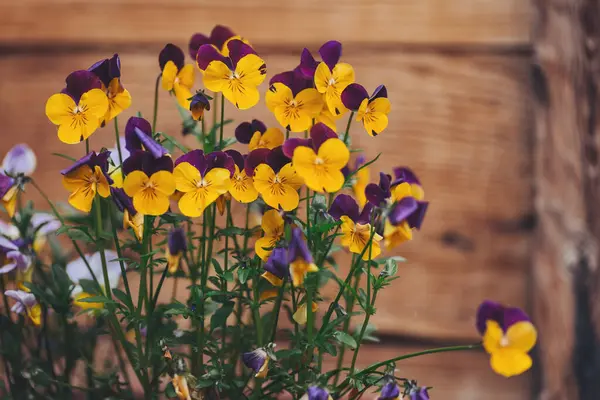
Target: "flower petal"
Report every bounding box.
[3,144,37,176]
[490,348,532,377]
[150,170,176,196]
[204,60,232,93]
[266,82,293,113]
[506,321,537,353]
[341,83,369,111]
[161,61,178,91]
[328,194,359,222]
[261,209,284,236]
[197,44,229,71]
[45,93,76,126]
[319,138,349,169]
[123,170,149,198]
[159,43,185,71]
[319,40,342,71]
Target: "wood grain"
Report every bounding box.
[0,0,531,48]
[0,49,532,341]
[532,0,600,398]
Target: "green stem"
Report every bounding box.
[343,111,355,145]
[219,92,225,148]
[212,92,219,131]
[114,116,123,168]
[93,197,112,298]
[285,129,290,140]
[152,73,161,133]
[108,202,132,299]
[270,279,287,343]
[85,139,90,155]
[252,275,264,347]
[333,274,360,385]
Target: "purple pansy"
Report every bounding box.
[2,144,37,177]
[0,174,15,199]
[123,151,173,176]
[5,290,37,315]
[111,187,137,216]
[389,197,428,229]
[341,83,388,112]
[409,387,429,400]
[159,44,185,71]
[302,386,331,400]
[235,119,267,144]
[224,149,245,173]
[61,70,102,103]
[242,348,268,374]
[196,39,263,73]
[365,173,392,206]
[0,236,30,274]
[476,300,531,335]
[189,91,211,121]
[391,167,421,188]
[269,69,314,97]
[88,54,121,87]
[175,149,235,177]
[245,147,290,177]
[288,228,314,264]
[282,123,337,159]
[168,228,187,256]
[61,150,114,184]
[263,248,290,282]
[329,194,373,224]
[378,380,401,400]
[123,116,167,159]
[189,25,236,59]
[297,41,342,79]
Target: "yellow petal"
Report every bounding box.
[74,292,104,310]
[229,167,259,203]
[57,121,89,145]
[62,165,93,192]
[28,303,42,326]
[277,187,301,211]
[203,60,231,93]
[45,93,76,125]
[177,64,196,89]
[255,357,269,378]
[252,163,276,193]
[174,162,202,193]
[296,88,324,118]
[314,62,332,94]
[162,61,178,91]
[482,321,504,354]
[261,128,285,149]
[150,171,176,196]
[332,63,355,91]
[319,138,350,170]
[178,192,204,217]
[106,86,132,122]
[370,97,391,114]
[293,303,308,325]
[278,163,303,190]
[259,288,279,301]
[506,321,537,353]
[248,131,263,151]
[237,54,267,87]
[94,166,111,198]
[80,89,110,121]
[224,84,260,110]
[490,349,532,378]
[363,112,389,137]
[204,168,232,194]
[133,189,170,216]
[123,170,150,197]
[261,209,284,236]
[392,183,413,202]
[255,236,277,261]
[265,82,292,113]
[174,82,193,110]
[383,220,412,250]
[261,272,283,288]
[316,106,339,131]
[68,185,96,212]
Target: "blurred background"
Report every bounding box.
[0,1,544,399]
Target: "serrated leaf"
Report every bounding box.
[237,268,250,284]
[76,295,115,305]
[210,301,235,331]
[334,331,357,349]
[112,288,133,309]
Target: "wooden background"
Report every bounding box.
[0,1,535,398]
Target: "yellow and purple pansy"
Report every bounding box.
[61,151,112,213]
[224,149,259,204]
[4,289,41,325]
[88,54,132,125]
[160,44,196,109]
[173,150,233,217]
[235,119,284,151]
[246,147,304,211]
[300,386,333,400]
[266,70,323,132]
[189,25,248,58]
[189,90,212,121]
[288,228,318,286]
[378,379,401,400]
[329,194,382,260]
[342,84,391,137]
[0,144,37,217]
[111,187,144,240]
[476,300,537,377]
[166,228,187,274]
[255,209,285,261]
[301,41,355,116]
[261,247,289,286]
[242,347,270,378]
[286,123,350,193]
[197,39,267,110]
[45,70,109,144]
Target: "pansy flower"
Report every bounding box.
[300,386,333,400]
[384,197,428,250]
[189,25,247,58]
[189,90,211,121]
[166,228,187,274]
[408,387,430,400]
[378,379,401,400]
[45,70,109,144]
[160,44,196,109]
[123,150,175,216]
[342,84,391,137]
[477,300,537,377]
[235,119,284,151]
[111,187,144,240]
[0,236,31,279]
[288,228,318,286]
[329,194,381,260]
[173,150,232,217]
[288,123,349,193]
[390,167,425,202]
[5,289,41,325]
[225,150,259,204]
[247,147,303,211]
[293,301,319,325]
[261,247,289,286]
[88,54,132,124]
[266,70,323,132]
[197,39,267,110]
[61,151,112,213]
[255,209,285,261]
[308,41,355,116]
[342,155,369,207]
[67,250,123,309]
[0,144,37,216]
[242,347,270,378]
[29,212,61,253]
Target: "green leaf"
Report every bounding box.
[344,153,382,186]
[51,152,77,162]
[78,279,101,295]
[333,331,357,349]
[217,227,245,237]
[76,295,116,305]
[159,132,190,154]
[195,378,216,389]
[164,382,178,398]
[211,258,223,275]
[223,270,234,282]
[237,268,250,284]
[210,301,235,331]
[112,288,133,309]
[51,264,72,294]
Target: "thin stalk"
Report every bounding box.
[114,116,123,167]
[108,202,133,299]
[152,73,161,133]
[252,274,264,347]
[93,197,112,298]
[109,331,132,391]
[343,111,355,145]
[270,279,287,343]
[221,200,231,354]
[85,139,90,154]
[212,92,219,131]
[333,274,360,385]
[219,92,225,148]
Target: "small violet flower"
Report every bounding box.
[1,144,37,216]
[261,247,289,286]
[300,386,333,400]
[197,39,266,110]
[0,236,31,275]
[255,209,285,262]
[408,387,430,400]
[111,187,144,240]
[477,300,537,377]
[189,91,211,121]
[235,119,284,151]
[288,228,318,286]
[242,347,270,378]
[45,70,109,144]
[5,289,41,325]
[342,84,391,137]
[166,228,187,274]
[88,54,131,124]
[61,151,112,213]
[159,44,195,109]
[378,379,401,400]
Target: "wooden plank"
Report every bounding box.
[0,0,531,48]
[0,49,532,341]
[532,0,600,398]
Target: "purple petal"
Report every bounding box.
[3,144,36,176]
[306,386,330,400]
[282,138,312,159]
[227,40,257,69]
[111,187,136,215]
[328,194,359,222]
[502,306,531,331]
[124,151,173,176]
[297,48,319,79]
[134,127,168,159]
[225,150,245,172]
[245,148,270,177]
[310,123,338,151]
[288,228,313,264]
[410,387,430,400]
[269,71,295,88]
[190,91,211,114]
[475,300,504,335]
[370,84,388,101]
[406,201,428,229]
[196,44,230,71]
[319,41,342,71]
[357,203,374,225]
[341,83,369,111]
[89,54,121,87]
[365,183,386,206]
[270,70,313,96]
[0,236,18,252]
[379,382,400,399]
[210,25,236,50]
[392,167,421,186]
[175,149,207,176]
[0,174,14,198]
[189,33,210,60]
[264,248,290,279]
[355,155,366,170]
[266,146,291,173]
[125,117,153,152]
[206,151,235,177]
[60,151,111,176]
[168,228,187,254]
[389,197,419,226]
[380,173,392,193]
[235,119,266,144]
[63,70,102,103]
[242,348,267,372]
[159,43,185,71]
